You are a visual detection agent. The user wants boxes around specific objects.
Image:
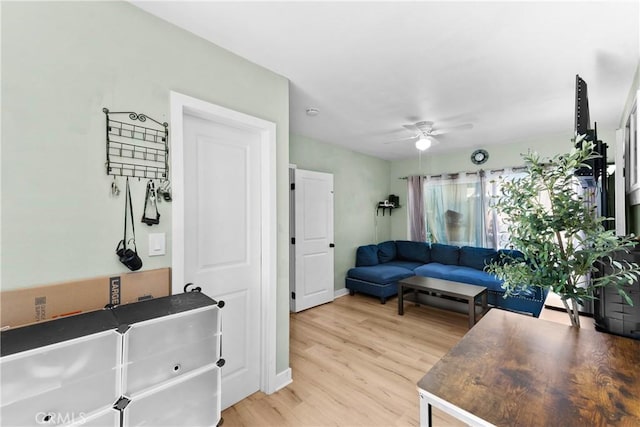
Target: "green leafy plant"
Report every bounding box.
[487,137,640,327]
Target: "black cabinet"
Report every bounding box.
[594,247,640,340]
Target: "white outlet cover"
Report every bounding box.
[148,233,166,257]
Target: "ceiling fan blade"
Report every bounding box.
[383,135,419,145]
[402,124,420,133]
[431,123,473,136]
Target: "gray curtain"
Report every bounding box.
[407,175,426,241]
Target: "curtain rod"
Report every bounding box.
[398,165,527,180]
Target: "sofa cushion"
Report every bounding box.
[413,263,452,280]
[430,243,460,265]
[497,249,526,265]
[384,260,424,271]
[377,241,397,263]
[415,264,504,292]
[395,240,431,263]
[356,245,379,267]
[444,266,504,292]
[347,265,414,285]
[459,246,498,271]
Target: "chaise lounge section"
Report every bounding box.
[345,240,548,317]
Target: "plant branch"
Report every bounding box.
[570,298,581,328]
[561,298,578,327]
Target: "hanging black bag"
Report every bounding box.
[141,180,160,225]
[116,178,143,271]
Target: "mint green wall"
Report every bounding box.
[1,2,290,372]
[389,136,576,240]
[290,134,391,292]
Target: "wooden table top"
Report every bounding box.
[399,276,486,299]
[417,309,640,426]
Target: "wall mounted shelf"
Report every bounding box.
[103,108,169,180]
[377,202,400,216]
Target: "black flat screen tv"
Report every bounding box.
[572,74,610,223]
[575,74,591,137]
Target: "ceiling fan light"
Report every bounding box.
[415,136,432,151]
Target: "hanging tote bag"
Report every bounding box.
[116,177,143,271]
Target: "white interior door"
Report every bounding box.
[182,112,261,409]
[293,169,334,312]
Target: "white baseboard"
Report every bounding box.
[273,367,292,392]
[334,288,350,298]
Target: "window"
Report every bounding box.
[484,170,527,249]
[424,173,484,247]
[422,169,528,249]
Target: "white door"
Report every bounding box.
[182,112,261,409]
[293,169,335,312]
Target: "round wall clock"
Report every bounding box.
[471,149,489,165]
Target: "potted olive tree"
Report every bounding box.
[487,137,640,327]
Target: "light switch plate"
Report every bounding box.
[148,233,166,257]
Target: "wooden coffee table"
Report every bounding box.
[398,276,488,328]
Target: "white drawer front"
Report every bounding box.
[122,306,220,395]
[67,407,120,427]
[0,330,121,426]
[123,364,220,427]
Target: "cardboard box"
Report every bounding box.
[0,268,171,330]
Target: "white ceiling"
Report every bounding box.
[132,1,639,160]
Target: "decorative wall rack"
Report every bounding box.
[103,108,169,180]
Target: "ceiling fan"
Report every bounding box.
[388,120,473,151]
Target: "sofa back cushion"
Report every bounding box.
[356,245,379,267]
[430,243,460,265]
[497,249,526,265]
[459,246,498,271]
[395,240,431,263]
[377,241,397,263]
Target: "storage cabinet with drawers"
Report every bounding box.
[594,246,640,340]
[0,291,223,427]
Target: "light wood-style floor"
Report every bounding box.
[221,293,588,426]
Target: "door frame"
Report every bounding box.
[170,91,278,394]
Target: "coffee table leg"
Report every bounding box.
[468,297,475,328]
[398,284,404,315]
[482,290,488,314]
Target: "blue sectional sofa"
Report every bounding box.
[345,240,548,317]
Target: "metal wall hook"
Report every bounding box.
[159,179,171,192]
[111,176,120,196]
[158,179,172,202]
